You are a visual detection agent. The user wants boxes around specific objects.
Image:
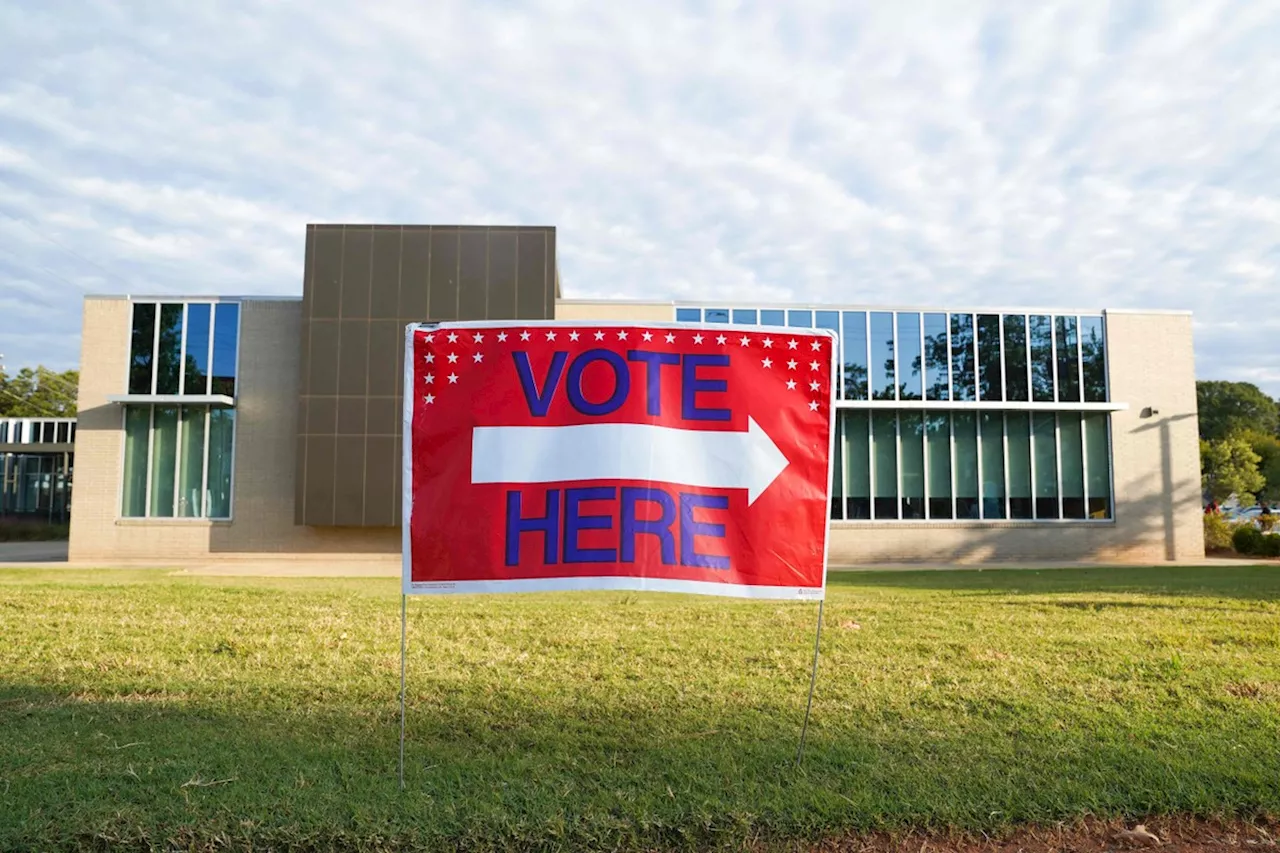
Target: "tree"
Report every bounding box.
[1241,429,1280,503]
[0,366,80,417]
[1196,381,1280,441]
[1201,436,1265,505]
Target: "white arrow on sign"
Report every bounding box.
[470,417,790,505]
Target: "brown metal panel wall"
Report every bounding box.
[295,224,556,527]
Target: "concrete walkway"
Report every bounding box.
[0,541,69,566]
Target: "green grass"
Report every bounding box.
[1,566,1278,851]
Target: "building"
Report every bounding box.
[1,417,76,524]
[69,224,1203,565]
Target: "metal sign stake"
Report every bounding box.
[795,598,825,766]
[399,593,407,790]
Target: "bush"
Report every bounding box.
[0,519,70,542]
[1262,534,1280,558]
[1260,512,1277,534]
[1233,525,1265,555]
[1204,512,1237,552]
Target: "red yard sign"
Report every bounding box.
[402,321,836,599]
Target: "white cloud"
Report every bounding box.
[0,0,1278,394]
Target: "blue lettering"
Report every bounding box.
[563,487,617,563]
[681,354,730,421]
[513,351,567,417]
[679,493,729,569]
[626,350,680,416]
[566,349,630,416]
[505,489,560,566]
[619,487,676,564]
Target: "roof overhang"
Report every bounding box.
[106,394,236,408]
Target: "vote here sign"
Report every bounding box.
[402,321,836,599]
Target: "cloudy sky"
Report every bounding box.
[1,1,1278,394]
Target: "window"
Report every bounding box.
[870,312,895,400]
[1080,316,1107,402]
[732,309,757,324]
[923,313,949,401]
[128,301,240,397]
[841,312,868,401]
[872,411,898,518]
[120,405,235,519]
[842,411,871,519]
[1029,315,1054,402]
[760,310,785,327]
[676,308,701,322]
[980,412,1006,519]
[1055,316,1080,402]
[788,310,813,328]
[705,309,729,323]
[897,313,922,400]
[950,313,976,401]
[1003,314,1028,402]
[977,314,1002,401]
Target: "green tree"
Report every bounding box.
[0,366,80,417]
[1201,436,1265,505]
[1196,380,1280,440]
[1241,429,1280,503]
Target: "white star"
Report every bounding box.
[569,330,580,341]
[664,332,676,343]
[715,335,728,345]
[424,373,434,384]
[761,357,773,369]
[809,380,821,391]
[520,330,532,341]
[738,336,750,347]
[424,353,435,364]
[787,339,798,350]
[809,360,820,371]
[693,333,705,344]
[811,340,822,351]
[423,394,435,405]
[762,337,774,348]
[642,330,653,341]
[447,332,459,343]
[617,330,628,340]
[473,352,483,363]
[808,400,819,411]
[546,330,557,341]
[424,334,434,343]
[594,330,605,341]
[473,332,485,343]
[787,359,798,370]
[786,379,797,390]
[447,352,459,363]
[448,373,459,384]
[497,331,508,342]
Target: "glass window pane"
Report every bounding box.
[923,313,949,401]
[926,413,952,519]
[155,304,184,395]
[1084,414,1112,519]
[760,309,785,327]
[128,303,157,395]
[897,313,922,400]
[1059,413,1085,519]
[705,308,729,323]
[178,407,206,518]
[872,411,898,519]
[42,422,54,443]
[1033,412,1059,519]
[732,309,757,325]
[1055,316,1080,402]
[843,411,870,519]
[1002,315,1028,402]
[950,314,976,401]
[207,409,235,518]
[954,412,979,519]
[980,412,1006,519]
[1007,412,1033,519]
[830,412,844,520]
[183,303,211,395]
[1080,316,1107,402]
[1029,315,1054,402]
[56,422,68,443]
[900,412,925,519]
[676,308,701,323]
[787,310,813,328]
[211,303,240,397]
[122,406,150,517]
[977,314,1003,401]
[870,312,896,400]
[149,406,178,517]
[841,312,868,401]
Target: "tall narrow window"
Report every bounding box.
[872,411,898,519]
[1032,412,1059,519]
[155,304,184,395]
[816,311,840,373]
[950,314,976,401]
[953,413,979,519]
[129,303,157,394]
[211,303,240,397]
[1055,316,1080,402]
[831,416,844,520]
[122,407,150,517]
[926,413,952,519]
[208,409,235,518]
[897,313,922,400]
[900,412,925,519]
[1029,315,1054,402]
[1059,413,1086,519]
[1084,414,1112,519]
[149,406,179,517]
[870,312,896,400]
[980,412,1006,519]
[843,411,871,519]
[841,312,868,400]
[178,407,206,517]
[1080,316,1107,402]
[1002,314,1028,402]
[183,303,211,395]
[1007,412,1033,519]
[977,314,1003,401]
[923,313,949,401]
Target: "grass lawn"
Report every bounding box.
[1,566,1278,851]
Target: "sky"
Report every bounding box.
[1,0,1278,395]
